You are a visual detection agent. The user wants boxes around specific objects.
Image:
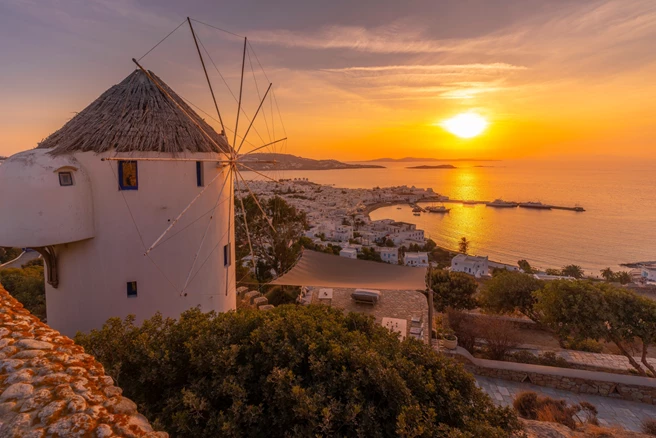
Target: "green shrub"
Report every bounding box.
[506,351,572,368]
[77,305,521,437]
[563,338,603,353]
[513,391,594,430]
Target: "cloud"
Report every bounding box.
[321,63,527,74]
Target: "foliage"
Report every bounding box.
[517,259,533,274]
[534,280,656,376]
[429,269,478,312]
[445,308,477,352]
[357,247,383,262]
[0,265,46,320]
[561,264,585,279]
[513,391,597,430]
[545,268,562,275]
[428,247,454,269]
[384,238,395,247]
[477,318,521,361]
[600,268,632,284]
[458,237,470,254]
[506,351,572,368]
[0,247,22,264]
[263,285,301,306]
[562,338,603,353]
[642,418,656,436]
[76,305,520,438]
[479,271,543,322]
[404,239,437,254]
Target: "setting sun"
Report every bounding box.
[440,113,489,138]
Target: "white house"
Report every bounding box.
[641,266,656,283]
[332,225,353,242]
[377,247,399,264]
[451,254,489,277]
[0,70,236,336]
[405,252,429,267]
[339,248,358,259]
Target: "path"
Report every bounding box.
[0,251,41,270]
[516,346,656,373]
[475,376,656,432]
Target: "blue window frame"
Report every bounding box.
[118,161,138,190]
[127,281,138,297]
[196,161,204,187]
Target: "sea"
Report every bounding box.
[248,159,656,276]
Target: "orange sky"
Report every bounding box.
[1,0,655,160]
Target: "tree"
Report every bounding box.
[534,280,656,376]
[77,306,520,437]
[615,271,632,285]
[429,269,478,311]
[600,267,614,281]
[0,265,46,320]
[561,265,584,279]
[479,271,543,322]
[357,247,382,262]
[517,260,533,274]
[545,268,562,275]
[458,237,470,254]
[235,195,308,282]
[384,238,395,247]
[0,247,22,264]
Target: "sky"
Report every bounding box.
[1,0,655,160]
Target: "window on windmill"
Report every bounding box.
[196,161,205,187]
[127,281,138,298]
[223,243,231,267]
[118,161,138,190]
[58,171,74,186]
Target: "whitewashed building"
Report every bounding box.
[0,70,236,336]
[451,254,489,277]
[378,247,399,264]
[339,248,358,259]
[405,252,429,267]
[641,266,656,283]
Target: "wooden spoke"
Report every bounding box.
[235,168,276,233]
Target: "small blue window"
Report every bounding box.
[196,161,204,187]
[118,161,138,190]
[127,281,138,297]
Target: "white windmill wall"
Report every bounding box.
[0,150,95,247]
[44,151,236,336]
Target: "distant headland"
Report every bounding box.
[364,157,499,163]
[406,164,457,169]
[238,153,385,171]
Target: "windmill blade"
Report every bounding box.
[145,169,230,256]
[233,37,247,157]
[235,83,272,154]
[235,163,279,184]
[234,172,257,273]
[235,168,276,233]
[240,137,287,156]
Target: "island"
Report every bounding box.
[238,153,385,171]
[406,164,456,169]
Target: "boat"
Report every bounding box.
[486,199,518,208]
[519,201,552,210]
[396,207,402,210]
[413,212,421,216]
[412,206,423,212]
[425,205,451,213]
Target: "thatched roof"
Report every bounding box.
[38,69,231,155]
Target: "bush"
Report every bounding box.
[563,338,603,353]
[77,305,521,437]
[429,269,478,311]
[445,308,477,352]
[506,350,572,368]
[642,418,656,436]
[478,318,521,361]
[264,285,301,306]
[513,391,595,430]
[479,271,543,321]
[0,265,46,320]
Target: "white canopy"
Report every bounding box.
[271,250,427,290]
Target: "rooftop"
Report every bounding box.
[0,285,165,437]
[37,69,231,156]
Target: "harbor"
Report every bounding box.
[411,198,585,212]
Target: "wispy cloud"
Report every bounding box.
[321,63,527,74]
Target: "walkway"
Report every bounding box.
[0,251,41,270]
[517,345,656,373]
[476,376,656,432]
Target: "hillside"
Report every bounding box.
[238,153,385,170]
[366,157,498,162]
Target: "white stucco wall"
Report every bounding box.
[0,150,95,247]
[35,150,236,336]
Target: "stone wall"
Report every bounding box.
[0,286,167,437]
[448,348,656,406]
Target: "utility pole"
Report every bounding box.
[427,259,434,347]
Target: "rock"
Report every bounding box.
[95,423,114,437]
[37,400,67,425]
[16,339,54,350]
[67,395,87,413]
[47,412,95,437]
[0,383,34,400]
[105,397,137,415]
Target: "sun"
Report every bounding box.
[440,112,488,138]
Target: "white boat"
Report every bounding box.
[426,205,451,213]
[486,199,518,208]
[519,201,552,210]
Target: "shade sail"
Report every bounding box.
[271,250,427,290]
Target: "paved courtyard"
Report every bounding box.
[476,376,656,432]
